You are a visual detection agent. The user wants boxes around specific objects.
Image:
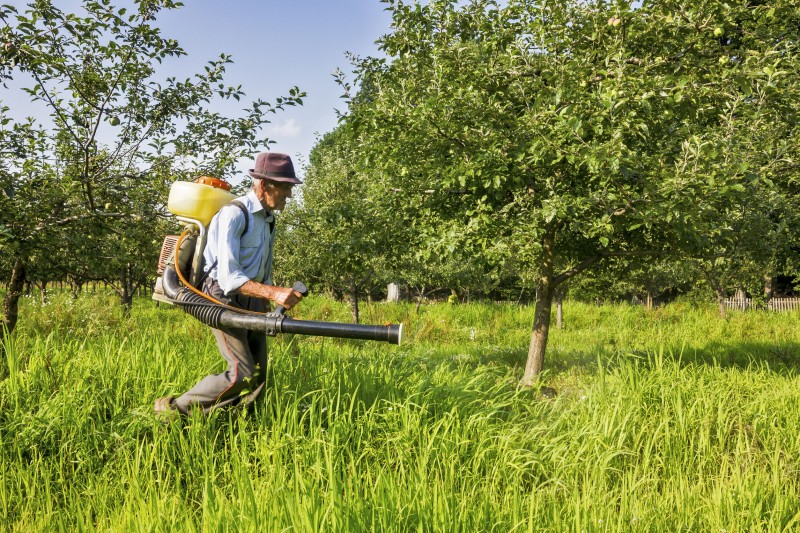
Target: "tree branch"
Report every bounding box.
[553,249,664,286]
[553,255,603,285]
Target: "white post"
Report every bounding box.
[387,282,400,302]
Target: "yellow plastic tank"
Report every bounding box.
[167,176,236,226]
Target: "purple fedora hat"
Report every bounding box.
[248,152,302,184]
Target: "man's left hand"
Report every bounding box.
[238,280,304,310]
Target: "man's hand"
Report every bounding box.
[238,280,304,310]
[270,285,304,310]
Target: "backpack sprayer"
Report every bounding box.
[153,176,402,345]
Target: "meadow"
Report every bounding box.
[1,291,799,532]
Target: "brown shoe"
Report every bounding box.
[154,396,179,421]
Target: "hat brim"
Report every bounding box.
[249,170,303,184]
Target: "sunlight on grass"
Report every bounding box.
[1,292,799,530]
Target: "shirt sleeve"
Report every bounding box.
[213,205,250,295]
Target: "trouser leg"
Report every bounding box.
[173,281,268,414]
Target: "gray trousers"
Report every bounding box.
[174,279,268,414]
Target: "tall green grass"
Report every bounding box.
[1,292,799,531]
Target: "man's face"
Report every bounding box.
[257,179,295,211]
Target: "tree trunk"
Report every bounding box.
[70,279,82,299]
[735,288,747,311]
[121,289,133,311]
[764,275,775,306]
[716,286,727,318]
[118,263,136,314]
[349,275,360,324]
[646,291,653,310]
[521,226,556,387]
[2,257,27,343]
[39,280,48,305]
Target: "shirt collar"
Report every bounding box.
[244,189,274,220]
[244,190,264,213]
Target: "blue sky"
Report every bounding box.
[3,0,393,177]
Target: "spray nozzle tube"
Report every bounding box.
[160,264,402,345]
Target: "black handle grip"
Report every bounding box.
[274,281,308,315]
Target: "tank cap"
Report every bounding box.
[195,176,232,191]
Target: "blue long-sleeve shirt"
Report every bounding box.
[203,190,275,295]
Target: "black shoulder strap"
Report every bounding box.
[228,200,273,234]
[227,200,249,236]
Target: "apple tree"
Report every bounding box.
[341,0,800,384]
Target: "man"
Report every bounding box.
[155,152,304,416]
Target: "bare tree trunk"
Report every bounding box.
[69,278,82,299]
[646,292,653,310]
[521,226,556,387]
[121,290,133,311]
[735,288,747,311]
[115,263,137,314]
[716,286,727,318]
[764,275,775,306]
[349,274,360,324]
[39,280,48,305]
[2,257,27,343]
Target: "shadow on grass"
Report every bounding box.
[544,340,800,378]
[158,338,799,435]
[668,340,800,376]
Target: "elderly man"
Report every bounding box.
[156,152,304,416]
